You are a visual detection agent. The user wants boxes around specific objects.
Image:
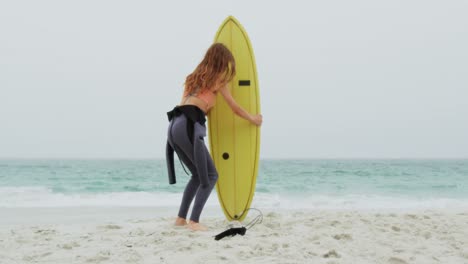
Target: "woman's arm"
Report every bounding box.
[219,85,262,126]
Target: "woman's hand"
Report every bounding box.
[250,114,263,126]
[219,86,263,126]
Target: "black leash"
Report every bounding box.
[214,227,246,241]
[214,208,263,241]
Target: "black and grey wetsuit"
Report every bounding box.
[166,105,218,223]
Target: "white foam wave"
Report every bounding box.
[0,186,194,207]
[251,193,468,210]
[2,187,468,210]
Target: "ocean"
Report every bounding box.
[1,159,468,210]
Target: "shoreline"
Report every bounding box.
[2,206,468,226]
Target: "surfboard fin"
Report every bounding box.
[214,227,247,241]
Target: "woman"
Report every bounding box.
[166,43,262,231]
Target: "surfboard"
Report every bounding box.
[208,16,261,222]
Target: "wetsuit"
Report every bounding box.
[166,105,218,222]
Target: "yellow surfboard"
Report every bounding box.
[208,16,261,221]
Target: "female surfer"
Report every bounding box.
[166,43,262,231]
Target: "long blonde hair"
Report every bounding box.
[184,43,236,94]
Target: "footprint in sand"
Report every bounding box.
[86,250,110,262]
[160,230,177,236]
[59,241,80,250]
[178,246,192,252]
[332,233,353,241]
[323,249,340,258]
[404,214,417,220]
[34,229,57,235]
[360,219,371,224]
[423,231,432,239]
[266,212,278,218]
[388,257,408,264]
[99,224,122,230]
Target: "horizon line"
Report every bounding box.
[1,157,467,161]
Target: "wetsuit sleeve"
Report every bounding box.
[166,141,176,184]
[193,122,209,188]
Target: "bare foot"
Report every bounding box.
[174,217,187,226]
[187,220,208,231]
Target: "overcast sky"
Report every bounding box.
[1,0,467,159]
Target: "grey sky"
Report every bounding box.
[1,0,467,159]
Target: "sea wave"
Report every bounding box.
[2,186,468,210]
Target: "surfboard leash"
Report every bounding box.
[214,208,263,241]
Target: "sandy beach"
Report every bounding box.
[1,207,468,264]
